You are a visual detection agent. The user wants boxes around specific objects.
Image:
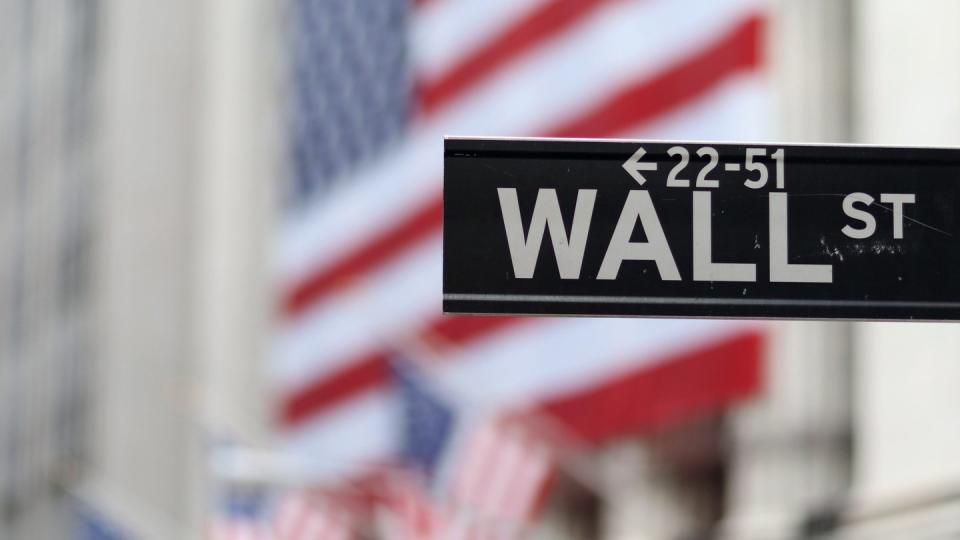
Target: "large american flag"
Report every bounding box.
[275,0,769,526]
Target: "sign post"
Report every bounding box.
[443,137,960,320]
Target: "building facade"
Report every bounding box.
[0,0,98,537]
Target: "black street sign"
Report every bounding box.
[443,137,960,321]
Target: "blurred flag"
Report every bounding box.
[376,470,445,540]
[75,497,134,540]
[210,486,357,540]
[391,357,555,536]
[272,490,356,540]
[275,0,769,506]
[394,356,456,479]
[447,415,555,533]
[209,487,272,540]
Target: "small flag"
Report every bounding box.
[393,356,456,479]
[209,486,272,540]
[272,489,356,540]
[448,416,554,530]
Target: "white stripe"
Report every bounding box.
[629,73,771,141]
[503,441,550,521]
[273,495,306,538]
[225,522,263,540]
[274,236,441,389]
[442,511,475,540]
[300,505,338,540]
[451,420,499,504]
[427,0,764,136]
[277,133,440,285]
[412,0,553,82]
[473,425,525,516]
[279,390,396,482]
[433,318,759,413]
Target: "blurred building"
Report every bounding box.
[75,0,277,538]
[3,1,960,540]
[0,0,98,537]
[1,0,276,538]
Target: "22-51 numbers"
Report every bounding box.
[663,146,785,190]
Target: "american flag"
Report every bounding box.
[376,447,547,540]
[375,469,444,540]
[446,415,555,531]
[209,487,273,540]
[272,490,357,540]
[209,486,357,540]
[393,355,456,480]
[275,0,770,527]
[388,356,555,535]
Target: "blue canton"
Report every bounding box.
[392,357,456,479]
[286,0,412,209]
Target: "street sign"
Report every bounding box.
[443,137,960,321]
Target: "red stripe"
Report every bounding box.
[280,14,763,322]
[280,316,521,425]
[285,329,763,443]
[550,15,763,138]
[420,315,531,350]
[535,330,764,445]
[282,196,443,318]
[282,351,391,426]
[417,0,612,116]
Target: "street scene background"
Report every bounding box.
[2,0,960,538]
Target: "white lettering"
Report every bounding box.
[497,188,596,279]
[769,192,833,283]
[841,192,876,239]
[880,193,916,239]
[693,191,756,281]
[666,146,691,188]
[743,148,768,189]
[598,190,681,280]
[695,147,720,188]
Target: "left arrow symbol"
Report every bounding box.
[622,146,657,185]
